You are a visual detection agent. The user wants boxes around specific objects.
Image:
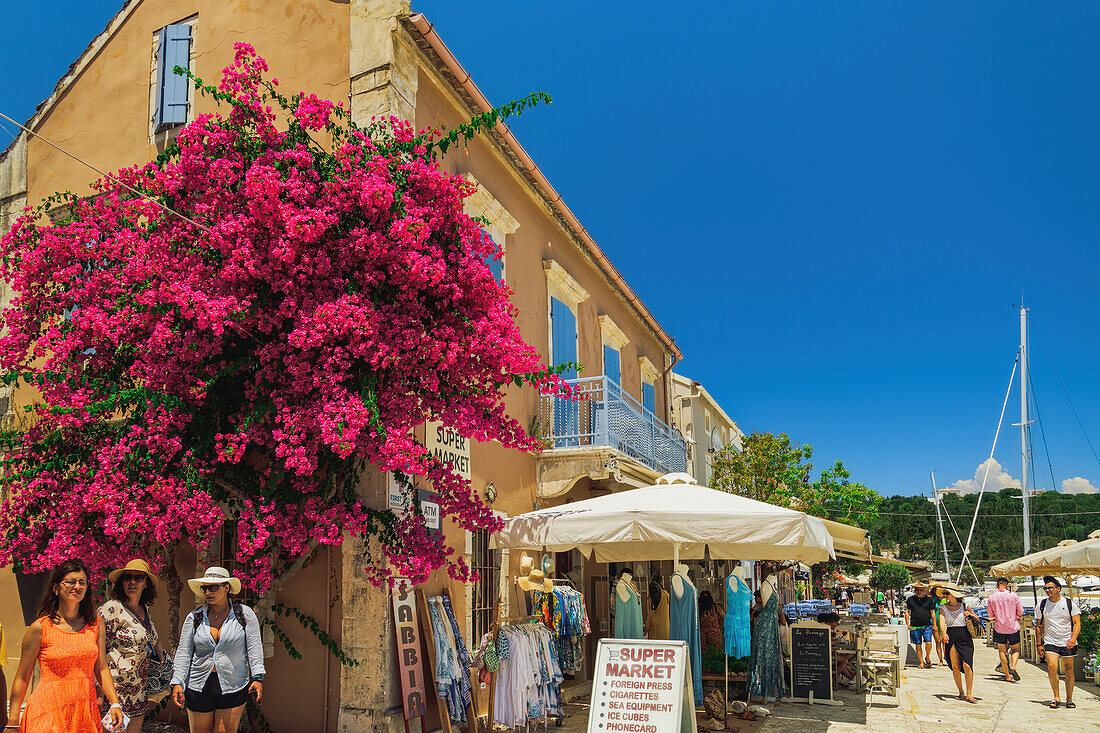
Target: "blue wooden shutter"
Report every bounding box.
[550,298,577,378]
[482,231,503,281]
[603,345,620,386]
[155,24,192,131]
[642,382,655,414]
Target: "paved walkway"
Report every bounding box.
[552,641,1100,733]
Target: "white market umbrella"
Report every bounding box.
[495,473,835,564]
[992,530,1100,577]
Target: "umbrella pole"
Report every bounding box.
[724,652,729,716]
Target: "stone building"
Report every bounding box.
[670,372,744,487]
[0,1,687,730]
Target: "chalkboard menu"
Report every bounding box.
[790,622,833,702]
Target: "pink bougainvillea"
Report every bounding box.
[0,45,564,593]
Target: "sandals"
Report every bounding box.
[1010,669,1020,681]
[1066,701,1076,709]
[1048,700,1060,709]
[956,694,966,701]
[965,697,978,704]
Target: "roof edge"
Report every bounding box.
[405,13,681,359]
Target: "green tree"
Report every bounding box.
[870,561,911,591]
[808,460,882,528]
[711,431,812,506]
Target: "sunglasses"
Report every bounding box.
[200,584,227,593]
[121,573,147,583]
[1043,586,1056,592]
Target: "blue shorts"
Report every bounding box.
[909,626,933,643]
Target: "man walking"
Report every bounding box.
[987,577,1023,682]
[904,581,936,668]
[1036,576,1082,709]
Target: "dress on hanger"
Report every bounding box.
[669,575,703,705]
[748,581,786,699]
[649,587,670,640]
[613,578,643,639]
[724,574,751,658]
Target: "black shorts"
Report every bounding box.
[185,672,250,712]
[992,630,1020,646]
[1043,644,1078,658]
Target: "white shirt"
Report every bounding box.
[1037,595,1081,647]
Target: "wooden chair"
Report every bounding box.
[856,631,901,700]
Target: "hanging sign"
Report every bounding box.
[587,639,695,733]
[391,578,427,720]
[426,420,471,480]
[787,620,838,705]
[417,488,441,537]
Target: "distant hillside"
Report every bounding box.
[869,489,1100,576]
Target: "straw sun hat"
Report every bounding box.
[107,559,159,588]
[517,569,553,593]
[188,566,242,597]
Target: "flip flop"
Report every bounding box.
[1048,700,1060,709]
[966,697,978,704]
[1065,701,1076,709]
[955,694,966,701]
[1010,669,1020,681]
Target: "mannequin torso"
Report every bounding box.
[760,573,777,605]
[727,566,746,595]
[671,563,692,599]
[616,571,636,603]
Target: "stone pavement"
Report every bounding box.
[548,641,1100,733]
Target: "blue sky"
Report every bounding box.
[3,2,1100,497]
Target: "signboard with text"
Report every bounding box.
[426,420,471,480]
[390,578,428,720]
[789,621,834,703]
[587,639,694,733]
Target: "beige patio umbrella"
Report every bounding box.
[991,530,1100,577]
[494,472,835,564]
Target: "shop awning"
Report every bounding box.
[869,555,932,579]
[822,519,871,562]
[494,473,836,564]
[992,530,1100,577]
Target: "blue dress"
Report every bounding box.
[748,582,786,699]
[724,574,752,658]
[613,580,643,639]
[669,575,703,705]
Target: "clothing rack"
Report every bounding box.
[415,588,481,733]
[487,602,566,729]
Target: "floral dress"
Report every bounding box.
[99,599,159,717]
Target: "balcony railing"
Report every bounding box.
[538,376,687,475]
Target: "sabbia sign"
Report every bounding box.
[588,639,694,733]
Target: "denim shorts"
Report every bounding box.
[909,625,933,643]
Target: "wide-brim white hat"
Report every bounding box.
[188,566,242,597]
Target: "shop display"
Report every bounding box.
[532,583,590,673]
[648,577,670,640]
[724,569,751,658]
[425,594,476,726]
[748,578,786,700]
[490,621,564,730]
[669,564,703,704]
[613,571,643,639]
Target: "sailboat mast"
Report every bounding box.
[930,471,951,575]
[1020,306,1031,555]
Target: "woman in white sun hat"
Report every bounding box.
[170,567,264,733]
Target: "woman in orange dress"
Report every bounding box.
[5,559,125,732]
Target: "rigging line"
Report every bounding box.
[0,111,211,234]
[1028,366,1058,494]
[957,354,1019,585]
[941,499,980,582]
[1030,316,1100,471]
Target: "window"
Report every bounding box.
[603,345,621,386]
[470,528,499,646]
[154,23,193,132]
[705,411,711,433]
[642,382,655,414]
[481,229,504,282]
[464,175,519,283]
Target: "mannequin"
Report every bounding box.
[669,563,702,704]
[724,565,751,659]
[748,563,786,700]
[613,570,643,639]
[648,573,670,641]
[671,562,691,599]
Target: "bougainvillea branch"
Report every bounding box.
[0,44,570,593]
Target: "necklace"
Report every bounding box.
[208,605,230,626]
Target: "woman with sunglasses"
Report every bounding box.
[935,586,981,704]
[5,559,125,732]
[171,567,264,733]
[100,559,168,733]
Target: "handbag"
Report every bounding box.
[142,644,173,702]
[965,613,985,640]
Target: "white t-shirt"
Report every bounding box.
[1037,596,1082,647]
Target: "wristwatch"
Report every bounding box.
[251,675,264,682]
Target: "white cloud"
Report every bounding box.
[1060,477,1099,494]
[949,458,1019,495]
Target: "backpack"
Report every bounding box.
[1038,596,1073,629]
[191,601,248,639]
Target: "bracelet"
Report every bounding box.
[109,703,121,709]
